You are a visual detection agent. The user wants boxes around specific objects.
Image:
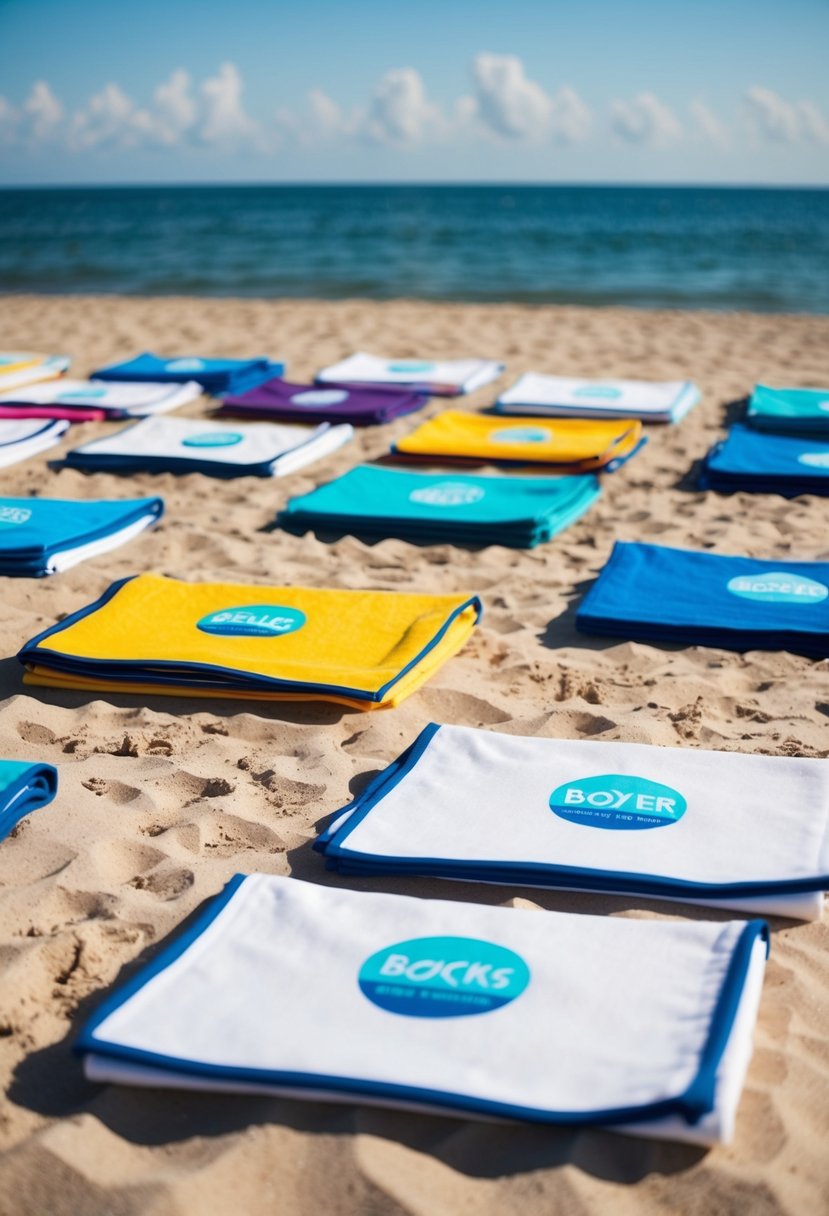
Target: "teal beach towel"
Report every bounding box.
[0,759,58,840]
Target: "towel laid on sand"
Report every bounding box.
[496,373,700,424]
[746,384,829,436]
[575,541,829,658]
[392,411,644,472]
[699,424,829,497]
[316,352,503,396]
[278,464,601,549]
[92,352,284,395]
[62,416,352,479]
[78,873,769,1146]
[0,353,70,392]
[0,378,203,420]
[0,496,163,576]
[0,759,58,841]
[317,723,829,920]
[219,377,428,426]
[19,574,481,709]
[0,418,68,468]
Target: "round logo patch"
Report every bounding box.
[58,388,107,403]
[491,426,552,444]
[574,384,622,399]
[819,401,829,413]
[290,389,349,407]
[550,773,687,831]
[181,432,244,448]
[409,481,486,507]
[797,452,829,469]
[387,361,435,374]
[196,604,306,637]
[166,358,205,373]
[726,571,828,604]
[358,936,531,1018]
[0,505,31,526]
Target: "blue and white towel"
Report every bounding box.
[699,424,829,497]
[0,496,163,576]
[316,352,504,396]
[92,352,284,395]
[496,373,700,424]
[0,759,57,840]
[0,353,70,392]
[78,873,769,1145]
[317,724,829,920]
[63,416,352,479]
[0,418,68,468]
[0,378,203,418]
[576,541,829,658]
[746,384,829,436]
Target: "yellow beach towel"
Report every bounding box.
[19,574,481,710]
[392,411,643,471]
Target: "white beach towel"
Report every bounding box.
[0,378,203,417]
[0,418,69,468]
[497,373,700,423]
[316,352,504,395]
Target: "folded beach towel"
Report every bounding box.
[78,873,769,1145]
[0,378,203,420]
[699,424,829,497]
[62,416,352,479]
[219,376,428,426]
[0,353,70,392]
[278,464,601,549]
[318,723,829,920]
[746,384,829,436]
[316,352,504,397]
[0,496,163,577]
[496,373,700,424]
[0,418,69,468]
[576,541,829,658]
[392,411,644,472]
[19,574,481,709]
[91,352,284,395]
[0,759,58,841]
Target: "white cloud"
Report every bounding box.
[24,81,63,142]
[611,92,682,145]
[0,96,20,144]
[551,85,592,143]
[472,53,552,139]
[799,100,829,146]
[200,61,260,146]
[743,86,800,143]
[69,82,153,150]
[153,69,196,145]
[689,98,729,146]
[362,68,442,144]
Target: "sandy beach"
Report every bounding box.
[0,293,827,1216]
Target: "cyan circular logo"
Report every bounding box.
[166,358,205,373]
[358,936,531,1018]
[387,361,434,374]
[574,384,622,399]
[797,452,829,470]
[819,401,829,413]
[550,773,687,831]
[290,389,349,407]
[182,431,244,448]
[409,481,486,507]
[0,505,31,526]
[196,604,306,637]
[727,571,828,604]
[58,388,107,403]
[491,426,552,444]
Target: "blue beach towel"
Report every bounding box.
[92,352,285,395]
[0,496,163,576]
[699,425,829,496]
[576,541,829,658]
[746,385,829,436]
[278,465,601,549]
[0,759,57,840]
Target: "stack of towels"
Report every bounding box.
[18,574,481,709]
[62,417,352,479]
[278,464,601,549]
[0,378,202,422]
[392,412,644,472]
[745,384,829,435]
[219,376,428,427]
[576,541,829,658]
[496,373,700,424]
[77,872,770,1146]
[91,352,285,395]
[317,724,829,921]
[0,758,57,841]
[0,496,163,576]
[0,351,70,393]
[315,352,503,396]
[0,418,69,468]
[699,424,829,497]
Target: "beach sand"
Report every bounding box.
[0,294,827,1216]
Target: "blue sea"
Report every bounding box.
[1,184,827,312]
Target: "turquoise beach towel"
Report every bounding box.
[0,495,163,576]
[0,759,58,840]
[746,385,829,436]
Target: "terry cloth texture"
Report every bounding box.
[700,425,829,496]
[0,758,58,841]
[18,574,482,709]
[496,373,700,424]
[62,416,353,479]
[391,411,644,472]
[278,464,601,549]
[317,723,829,920]
[219,377,428,426]
[0,496,163,577]
[91,352,284,395]
[575,541,829,658]
[77,873,769,1146]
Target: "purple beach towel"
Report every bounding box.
[218,377,429,426]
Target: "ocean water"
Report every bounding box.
[1,184,827,312]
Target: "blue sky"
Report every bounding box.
[1,0,828,185]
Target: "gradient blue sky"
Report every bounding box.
[1,0,828,185]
